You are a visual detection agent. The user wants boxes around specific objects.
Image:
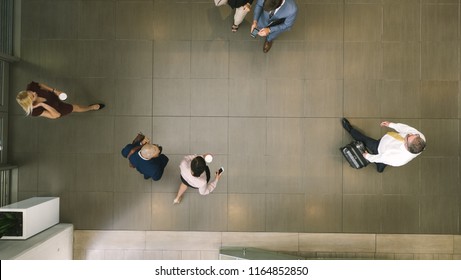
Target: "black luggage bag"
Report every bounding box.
[340,141,369,169]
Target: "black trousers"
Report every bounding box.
[349,128,387,173]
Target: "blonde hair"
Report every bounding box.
[16,91,33,115]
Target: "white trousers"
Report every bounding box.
[233,6,250,26]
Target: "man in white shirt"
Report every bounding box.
[341,118,426,173]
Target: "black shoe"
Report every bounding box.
[341,118,352,132]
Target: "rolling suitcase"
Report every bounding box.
[340,141,369,169]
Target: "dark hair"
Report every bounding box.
[191,156,206,177]
[158,145,163,154]
[263,0,282,11]
[408,137,426,154]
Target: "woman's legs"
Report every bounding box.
[72,104,100,113]
[233,6,249,26]
[173,183,188,204]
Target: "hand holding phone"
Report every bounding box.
[250,28,259,38]
[218,167,224,175]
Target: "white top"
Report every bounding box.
[179,155,218,195]
[365,123,426,167]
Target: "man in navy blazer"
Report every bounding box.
[251,0,298,53]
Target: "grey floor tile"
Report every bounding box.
[190,117,228,154]
[228,194,266,232]
[78,0,116,40]
[191,41,229,78]
[343,194,381,233]
[382,0,420,41]
[40,40,78,77]
[115,1,154,40]
[267,118,303,155]
[380,81,421,119]
[304,118,344,156]
[66,116,115,154]
[306,42,343,80]
[421,157,460,195]
[153,79,191,116]
[113,192,152,230]
[265,154,304,193]
[8,116,38,155]
[37,153,76,195]
[228,154,267,193]
[421,42,459,81]
[153,2,192,41]
[63,192,114,230]
[76,40,116,78]
[265,42,306,78]
[265,194,305,232]
[381,195,420,233]
[421,81,459,118]
[189,193,228,231]
[306,3,344,42]
[39,0,78,39]
[115,41,153,78]
[10,152,39,193]
[344,3,382,42]
[191,79,229,116]
[153,41,191,79]
[266,79,304,117]
[420,195,460,234]
[382,42,420,80]
[304,194,343,232]
[229,117,266,155]
[304,80,344,117]
[229,41,267,79]
[344,42,382,80]
[20,1,41,40]
[421,4,459,41]
[115,78,153,116]
[303,156,343,194]
[344,80,381,117]
[229,79,267,117]
[74,154,115,192]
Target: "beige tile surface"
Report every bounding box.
[145,231,222,251]
[299,233,376,252]
[377,234,454,254]
[73,231,146,250]
[222,232,299,252]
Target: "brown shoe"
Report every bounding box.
[263,40,273,53]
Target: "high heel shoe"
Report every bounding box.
[173,197,182,205]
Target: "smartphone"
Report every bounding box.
[250,28,259,38]
[218,167,224,175]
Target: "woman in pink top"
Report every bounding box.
[173,154,223,204]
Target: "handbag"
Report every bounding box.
[214,0,228,6]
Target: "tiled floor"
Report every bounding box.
[8,0,461,234]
